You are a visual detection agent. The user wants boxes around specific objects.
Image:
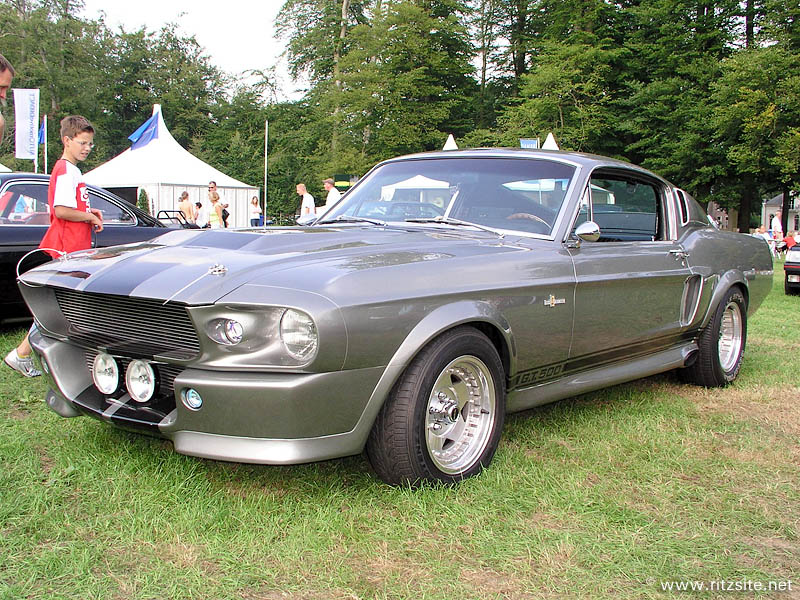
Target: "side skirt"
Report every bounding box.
[506,342,698,413]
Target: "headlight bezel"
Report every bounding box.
[189,290,343,370]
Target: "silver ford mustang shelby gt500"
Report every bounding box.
[19,149,773,485]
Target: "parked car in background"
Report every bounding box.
[19,149,773,485]
[785,245,800,295]
[0,173,170,323]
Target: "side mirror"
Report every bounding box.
[575,221,601,243]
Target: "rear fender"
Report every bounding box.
[699,270,747,329]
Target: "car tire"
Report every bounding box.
[366,326,505,486]
[680,287,747,387]
[785,278,799,295]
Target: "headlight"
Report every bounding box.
[206,318,244,345]
[280,309,318,361]
[92,352,119,395]
[126,359,156,403]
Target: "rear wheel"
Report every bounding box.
[366,326,505,486]
[681,287,747,387]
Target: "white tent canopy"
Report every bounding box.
[85,104,258,227]
[381,175,450,202]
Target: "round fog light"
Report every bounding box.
[206,318,245,345]
[125,359,156,403]
[92,353,119,395]
[224,319,243,344]
[182,388,203,410]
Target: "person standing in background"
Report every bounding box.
[0,53,15,145]
[771,209,783,240]
[195,201,209,228]
[322,178,342,213]
[208,191,223,229]
[209,180,230,227]
[177,191,194,223]
[296,183,315,217]
[249,196,262,226]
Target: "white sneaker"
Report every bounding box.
[4,348,42,378]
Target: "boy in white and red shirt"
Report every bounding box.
[5,115,103,377]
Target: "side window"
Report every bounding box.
[585,173,663,242]
[675,190,689,225]
[0,183,51,225]
[88,192,135,225]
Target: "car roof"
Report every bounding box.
[379,148,669,183]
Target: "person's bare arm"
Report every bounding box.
[54,205,104,232]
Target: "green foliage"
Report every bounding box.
[500,41,624,153]
[137,188,149,214]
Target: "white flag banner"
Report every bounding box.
[14,88,39,160]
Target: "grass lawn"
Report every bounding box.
[1,269,797,599]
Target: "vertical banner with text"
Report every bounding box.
[13,88,39,160]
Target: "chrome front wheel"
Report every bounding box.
[367,327,506,486]
[425,355,497,475]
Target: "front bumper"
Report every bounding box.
[30,328,387,465]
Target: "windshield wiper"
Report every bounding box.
[318,215,388,227]
[404,216,505,238]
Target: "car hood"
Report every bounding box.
[19,225,544,305]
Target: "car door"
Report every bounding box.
[567,169,694,363]
[0,179,52,321]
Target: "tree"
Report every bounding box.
[712,45,800,230]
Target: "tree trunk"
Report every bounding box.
[744,0,755,49]
[781,186,791,234]
[332,0,351,154]
[736,176,755,233]
[510,0,528,91]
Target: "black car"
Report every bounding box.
[0,173,169,323]
[785,244,800,295]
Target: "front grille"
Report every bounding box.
[55,289,201,359]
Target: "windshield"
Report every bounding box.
[319,157,576,236]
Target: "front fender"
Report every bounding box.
[344,300,515,452]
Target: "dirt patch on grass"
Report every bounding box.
[35,444,54,474]
[240,589,359,600]
[459,567,530,599]
[737,536,800,580]
[8,408,30,420]
[155,539,222,575]
[523,511,572,533]
[662,379,800,437]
